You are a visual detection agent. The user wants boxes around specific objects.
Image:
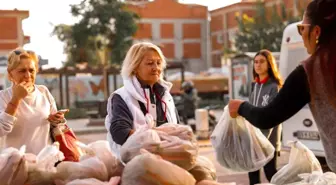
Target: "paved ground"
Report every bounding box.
[68,116,291,185]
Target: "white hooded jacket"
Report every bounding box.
[105,76,178,159]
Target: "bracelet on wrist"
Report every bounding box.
[8,101,19,108]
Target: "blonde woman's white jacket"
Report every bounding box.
[104,76,178,159]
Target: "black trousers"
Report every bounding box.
[248,151,278,185]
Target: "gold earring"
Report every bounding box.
[316,37,319,44]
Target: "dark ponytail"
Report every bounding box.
[305,0,336,105]
[306,0,336,45]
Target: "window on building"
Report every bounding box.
[217,34,224,44]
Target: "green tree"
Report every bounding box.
[53,0,139,66]
[234,1,303,53]
[53,23,100,66]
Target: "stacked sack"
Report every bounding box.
[121,149,196,185]
[0,123,222,185]
[120,121,219,184]
[0,141,123,185]
[120,122,198,171]
[54,140,123,185]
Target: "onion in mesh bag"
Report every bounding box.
[54,156,108,183]
[121,150,196,185]
[154,131,198,170]
[76,140,120,177]
[155,123,194,141]
[189,156,217,182]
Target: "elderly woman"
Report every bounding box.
[0,48,65,154]
[105,42,179,158]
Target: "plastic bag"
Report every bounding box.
[154,131,198,170]
[35,142,65,172]
[0,145,28,185]
[189,156,217,182]
[54,156,108,183]
[76,140,120,178]
[120,128,161,163]
[287,171,336,185]
[210,106,275,172]
[270,141,322,185]
[121,150,196,185]
[26,142,65,185]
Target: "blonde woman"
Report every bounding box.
[105,42,180,159]
[0,48,65,154]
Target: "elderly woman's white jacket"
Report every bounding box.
[105,76,178,159]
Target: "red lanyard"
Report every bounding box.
[142,88,167,121]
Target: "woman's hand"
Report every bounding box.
[228,99,244,118]
[48,111,65,124]
[11,82,32,102]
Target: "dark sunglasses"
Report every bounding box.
[14,50,35,55]
[297,24,311,36]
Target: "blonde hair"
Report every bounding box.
[121,42,167,79]
[7,47,39,73]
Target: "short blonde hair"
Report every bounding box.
[121,42,167,79]
[7,47,39,72]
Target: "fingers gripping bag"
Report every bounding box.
[270,141,322,185]
[210,106,275,172]
[121,149,196,185]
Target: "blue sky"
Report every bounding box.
[1,0,239,68]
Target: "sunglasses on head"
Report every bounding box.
[14,50,35,55]
[297,24,311,36]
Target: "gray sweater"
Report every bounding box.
[249,78,282,151]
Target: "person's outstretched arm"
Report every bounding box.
[238,65,310,129]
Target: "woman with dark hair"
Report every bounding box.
[229,0,336,172]
[248,50,283,185]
